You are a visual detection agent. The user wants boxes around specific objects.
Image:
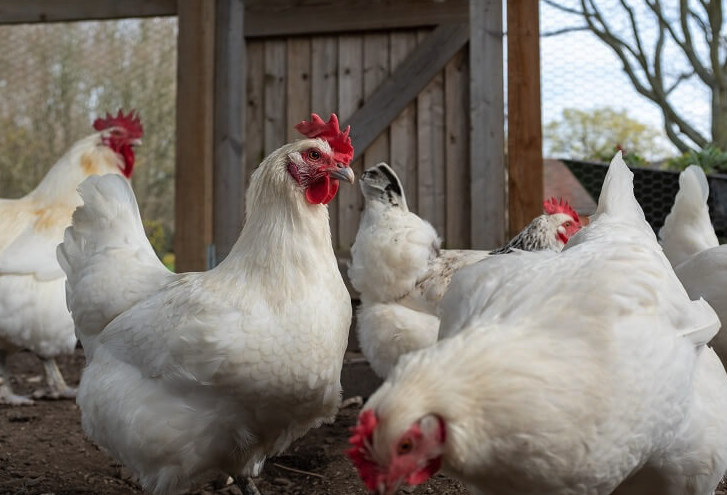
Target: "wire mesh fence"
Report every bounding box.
[0,17,177,256]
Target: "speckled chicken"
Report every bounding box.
[348,153,727,495]
[348,163,581,378]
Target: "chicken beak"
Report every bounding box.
[131,138,142,146]
[328,165,355,184]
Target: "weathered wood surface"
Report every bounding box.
[471,0,506,248]
[336,35,364,253]
[175,0,215,272]
[344,23,469,162]
[507,0,543,237]
[244,41,265,213]
[244,0,468,38]
[263,40,287,156]
[213,0,246,264]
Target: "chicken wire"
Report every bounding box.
[540,0,713,160]
[0,17,177,256]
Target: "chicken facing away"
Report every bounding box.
[659,165,727,363]
[348,153,727,495]
[57,113,355,495]
[348,162,581,378]
[0,110,142,405]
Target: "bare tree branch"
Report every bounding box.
[542,0,586,17]
[541,26,590,37]
[665,70,696,94]
[664,117,693,152]
[678,0,715,85]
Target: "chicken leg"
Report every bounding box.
[32,357,76,400]
[0,350,34,406]
[235,476,262,495]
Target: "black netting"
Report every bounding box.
[563,159,727,238]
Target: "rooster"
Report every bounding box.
[0,110,142,405]
[659,165,727,364]
[348,163,581,378]
[348,153,727,495]
[57,114,355,495]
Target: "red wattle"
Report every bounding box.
[305,176,339,205]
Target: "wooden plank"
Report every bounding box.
[344,23,468,160]
[362,34,390,175]
[445,48,470,249]
[244,0,468,38]
[0,0,176,24]
[311,36,340,250]
[286,39,312,142]
[263,40,287,156]
[388,31,418,211]
[244,41,265,208]
[506,0,542,237]
[337,35,364,254]
[175,0,215,272]
[416,30,446,237]
[213,0,245,265]
[471,0,506,247]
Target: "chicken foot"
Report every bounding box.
[235,476,262,495]
[0,350,34,406]
[32,357,76,400]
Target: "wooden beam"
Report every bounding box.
[213,0,246,264]
[344,23,469,159]
[507,0,543,236]
[175,0,215,272]
[0,0,176,24]
[470,0,506,248]
[244,0,468,38]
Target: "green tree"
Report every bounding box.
[544,107,672,162]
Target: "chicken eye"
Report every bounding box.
[564,221,572,228]
[308,150,321,161]
[397,438,414,455]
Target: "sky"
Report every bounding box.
[535,0,715,157]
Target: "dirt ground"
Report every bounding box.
[0,349,468,495]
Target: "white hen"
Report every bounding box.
[57,114,355,494]
[348,153,727,495]
[349,163,581,378]
[660,165,727,364]
[0,110,142,405]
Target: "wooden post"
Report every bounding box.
[213,0,246,264]
[507,0,543,236]
[470,0,506,249]
[175,0,215,271]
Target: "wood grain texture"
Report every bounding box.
[213,0,246,264]
[470,0,506,248]
[0,0,175,23]
[311,36,340,249]
[344,23,468,162]
[362,34,390,174]
[286,38,312,142]
[263,40,287,156]
[445,48,470,249]
[506,0,542,237]
[389,31,419,212]
[416,30,446,237]
[337,35,364,254]
[175,0,215,271]
[243,0,467,38]
[244,41,265,204]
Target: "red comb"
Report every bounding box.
[543,197,581,225]
[93,109,143,139]
[346,409,380,490]
[294,113,354,165]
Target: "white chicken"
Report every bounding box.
[0,110,142,405]
[348,153,727,495]
[659,165,727,363]
[57,114,355,494]
[348,163,581,378]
